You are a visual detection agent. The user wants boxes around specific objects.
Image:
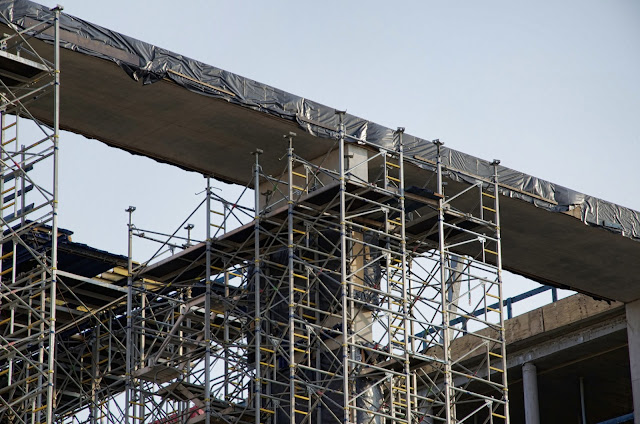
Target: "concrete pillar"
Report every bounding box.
[522,362,540,424]
[626,299,640,424]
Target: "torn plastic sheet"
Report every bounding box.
[1,0,638,241]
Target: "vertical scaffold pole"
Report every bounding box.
[205,176,212,424]
[223,268,229,400]
[47,7,62,424]
[286,132,296,424]
[336,111,350,424]
[139,294,146,423]
[492,160,510,423]
[125,205,136,424]
[397,128,412,423]
[91,326,99,424]
[223,192,230,403]
[434,139,453,424]
[253,149,263,424]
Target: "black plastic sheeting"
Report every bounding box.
[1,0,638,241]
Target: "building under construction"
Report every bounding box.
[0,2,639,424]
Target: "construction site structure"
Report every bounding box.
[0,17,512,420]
[118,121,511,424]
[0,12,511,419]
[0,0,640,424]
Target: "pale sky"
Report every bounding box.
[31,0,640,310]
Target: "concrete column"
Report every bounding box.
[626,299,640,424]
[522,362,540,424]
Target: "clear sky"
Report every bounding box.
[31,0,640,309]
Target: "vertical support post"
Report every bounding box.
[205,177,212,424]
[223,269,230,401]
[434,139,453,424]
[314,225,322,424]
[178,289,185,386]
[0,111,4,322]
[385,206,392,358]
[91,327,99,424]
[10,241,16,385]
[13,111,19,220]
[139,293,146,423]
[579,377,587,424]
[382,150,388,191]
[286,132,296,424]
[492,159,510,423]
[46,7,62,424]
[626,299,640,424]
[38,270,46,424]
[223,203,228,233]
[253,149,263,424]
[522,363,540,424]
[20,144,25,225]
[337,111,350,424]
[125,206,136,424]
[479,180,484,221]
[397,128,413,423]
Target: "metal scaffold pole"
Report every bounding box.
[125,206,136,424]
[46,7,62,424]
[435,139,453,424]
[397,128,413,424]
[285,132,296,424]
[253,148,263,424]
[337,111,351,424]
[493,159,510,423]
[205,176,212,424]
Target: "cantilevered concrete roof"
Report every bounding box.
[1,1,638,301]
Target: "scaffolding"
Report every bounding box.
[0,7,61,424]
[0,12,509,423]
[0,9,131,424]
[105,113,510,424]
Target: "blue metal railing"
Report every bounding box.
[596,413,634,424]
[503,285,558,319]
[416,285,559,347]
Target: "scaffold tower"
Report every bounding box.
[108,112,510,424]
[0,12,509,423]
[0,6,61,424]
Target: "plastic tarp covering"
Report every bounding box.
[1,0,638,242]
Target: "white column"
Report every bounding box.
[522,362,540,424]
[627,299,640,424]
